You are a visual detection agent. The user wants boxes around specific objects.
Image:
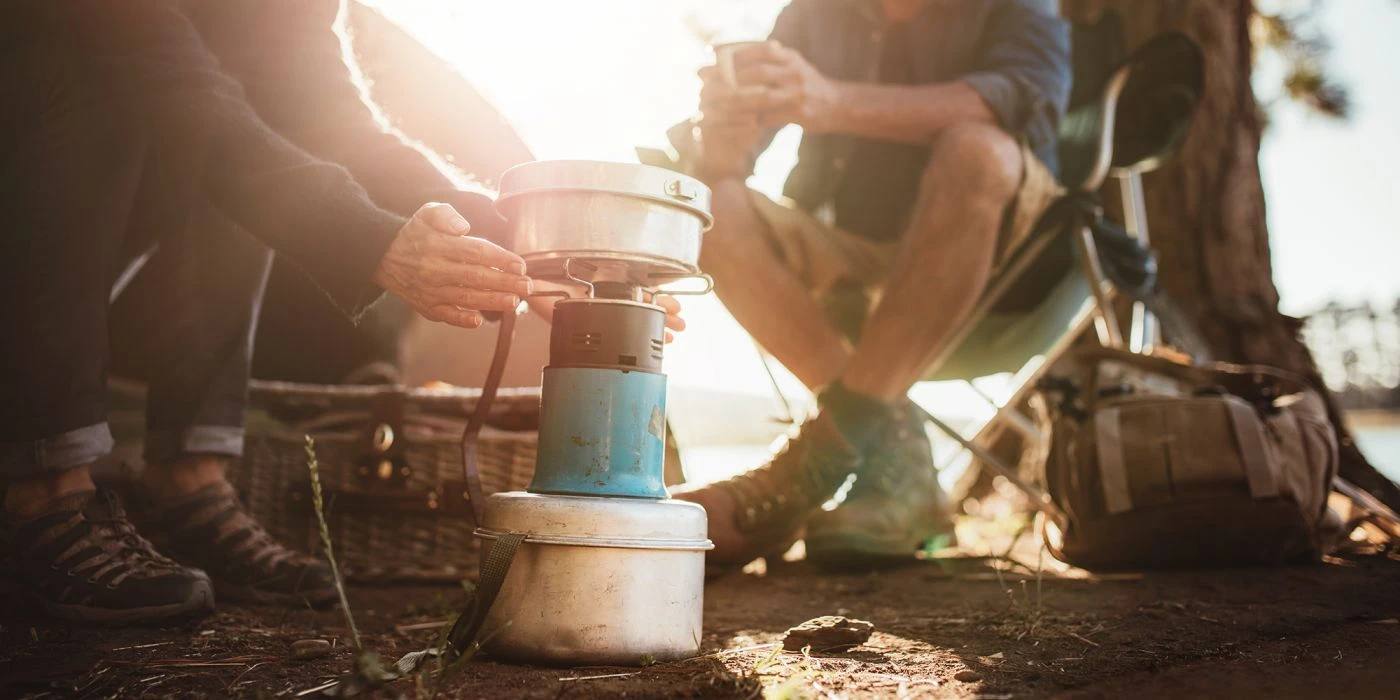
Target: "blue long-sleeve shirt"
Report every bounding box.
[743,0,1072,241]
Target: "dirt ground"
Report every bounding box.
[3,524,1399,700]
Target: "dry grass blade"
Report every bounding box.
[305,435,361,652]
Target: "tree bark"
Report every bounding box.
[1061,0,1400,512]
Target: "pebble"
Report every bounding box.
[291,639,333,660]
[781,615,875,652]
[954,670,983,683]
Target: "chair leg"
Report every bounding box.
[1075,223,1124,347]
[1118,170,1159,354]
[963,380,1043,446]
[919,406,1065,524]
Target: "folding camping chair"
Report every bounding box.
[911,21,1206,517]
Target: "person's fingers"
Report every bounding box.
[735,62,798,89]
[426,233,527,274]
[733,85,800,113]
[415,258,533,296]
[665,330,675,344]
[417,202,472,235]
[429,286,521,313]
[664,314,686,332]
[699,109,760,130]
[655,294,681,314]
[700,110,760,131]
[732,40,786,68]
[697,64,725,84]
[700,82,744,111]
[421,304,484,329]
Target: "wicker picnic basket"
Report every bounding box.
[230,381,540,583]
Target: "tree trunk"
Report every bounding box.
[1061,0,1400,512]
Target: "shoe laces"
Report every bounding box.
[76,492,184,586]
[723,427,855,531]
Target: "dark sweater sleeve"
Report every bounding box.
[202,0,510,248]
[56,0,407,321]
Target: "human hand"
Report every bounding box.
[526,287,686,343]
[696,60,764,182]
[729,41,840,133]
[373,203,532,329]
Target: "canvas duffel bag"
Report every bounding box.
[1040,348,1342,569]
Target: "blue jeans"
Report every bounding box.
[0,32,271,483]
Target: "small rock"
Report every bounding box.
[291,639,332,660]
[954,670,983,683]
[781,615,875,652]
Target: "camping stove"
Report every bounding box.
[471,161,714,665]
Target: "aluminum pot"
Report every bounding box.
[474,491,712,665]
[495,160,713,280]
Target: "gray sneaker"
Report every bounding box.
[805,403,957,568]
[1,490,214,624]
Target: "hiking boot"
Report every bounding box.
[805,403,957,568]
[140,482,337,607]
[1,490,214,624]
[674,411,862,568]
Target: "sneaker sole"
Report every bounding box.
[45,582,216,625]
[805,526,957,570]
[214,580,340,608]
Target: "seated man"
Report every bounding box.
[0,0,558,623]
[676,0,1070,567]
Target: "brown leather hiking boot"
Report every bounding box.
[805,403,957,568]
[675,411,861,568]
[140,482,337,607]
[1,490,214,624]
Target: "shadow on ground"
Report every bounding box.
[3,548,1399,698]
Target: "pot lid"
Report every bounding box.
[495,160,713,229]
[478,492,711,549]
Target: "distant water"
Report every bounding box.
[1355,425,1400,483]
[682,424,1400,487]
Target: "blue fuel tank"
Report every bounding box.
[529,366,669,499]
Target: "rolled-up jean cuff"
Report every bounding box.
[0,423,115,484]
[144,425,245,463]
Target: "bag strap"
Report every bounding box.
[1094,407,1134,515]
[1223,397,1280,499]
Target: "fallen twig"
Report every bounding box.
[395,620,452,634]
[559,672,641,682]
[112,641,176,652]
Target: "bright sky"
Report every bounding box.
[360,0,1400,398]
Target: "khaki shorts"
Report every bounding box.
[748,141,1062,300]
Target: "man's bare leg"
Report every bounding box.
[841,122,1023,402]
[683,123,1024,565]
[700,180,852,391]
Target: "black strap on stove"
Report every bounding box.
[444,531,526,660]
[445,310,524,662]
[460,310,518,525]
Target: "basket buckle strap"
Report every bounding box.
[445,531,526,660]
[1094,407,1133,515]
[1223,397,1280,500]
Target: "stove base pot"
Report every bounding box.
[474,492,711,665]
